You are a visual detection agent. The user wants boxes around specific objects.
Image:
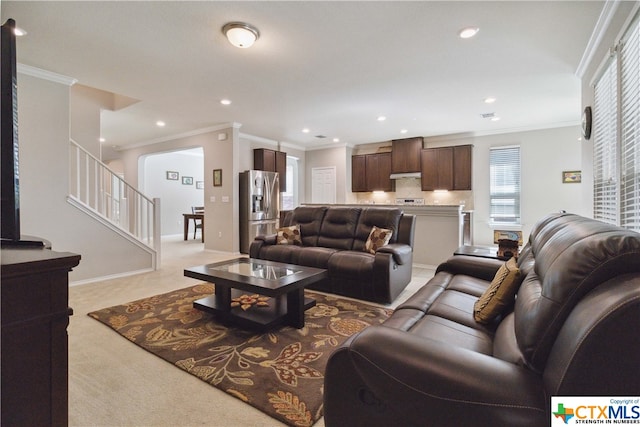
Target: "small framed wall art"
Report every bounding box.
[562,171,582,184]
[166,171,179,181]
[182,176,193,185]
[213,169,222,187]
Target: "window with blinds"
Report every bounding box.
[593,14,639,232]
[489,146,521,224]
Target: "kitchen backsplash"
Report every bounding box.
[355,178,474,209]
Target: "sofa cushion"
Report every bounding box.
[297,246,340,269]
[276,225,302,245]
[363,226,392,254]
[317,207,361,250]
[290,206,327,246]
[258,244,304,264]
[473,257,522,324]
[328,250,374,281]
[353,208,402,251]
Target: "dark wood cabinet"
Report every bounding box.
[1,246,81,427]
[367,152,394,191]
[352,155,367,192]
[391,137,423,173]
[421,145,472,191]
[453,145,472,190]
[254,148,287,191]
[352,153,395,192]
[421,147,453,191]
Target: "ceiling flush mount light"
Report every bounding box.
[458,26,479,39]
[222,22,260,48]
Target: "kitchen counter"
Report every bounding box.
[302,204,463,266]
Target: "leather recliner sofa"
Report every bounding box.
[324,212,640,426]
[249,206,415,304]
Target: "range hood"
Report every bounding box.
[390,172,421,180]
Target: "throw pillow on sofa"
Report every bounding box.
[276,225,302,245]
[364,226,393,254]
[473,257,522,324]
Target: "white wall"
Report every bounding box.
[425,126,585,245]
[142,148,204,236]
[17,70,153,282]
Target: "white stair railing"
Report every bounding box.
[69,139,160,266]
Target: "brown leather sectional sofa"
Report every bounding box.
[324,212,640,426]
[249,206,415,303]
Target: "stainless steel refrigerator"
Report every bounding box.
[239,170,280,254]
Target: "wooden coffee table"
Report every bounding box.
[184,258,328,330]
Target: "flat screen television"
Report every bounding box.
[1,19,43,247]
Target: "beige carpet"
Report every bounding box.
[68,235,434,426]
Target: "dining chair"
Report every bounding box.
[192,206,204,239]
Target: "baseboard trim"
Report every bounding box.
[70,268,155,287]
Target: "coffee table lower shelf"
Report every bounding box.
[194,289,316,331]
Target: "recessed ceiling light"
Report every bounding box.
[377,116,387,122]
[14,27,27,36]
[484,97,496,104]
[302,128,310,133]
[400,129,408,134]
[156,120,166,127]
[333,138,340,143]
[458,27,479,39]
[220,99,232,105]
[99,137,105,143]
[491,116,501,122]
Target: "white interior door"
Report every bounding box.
[311,167,336,204]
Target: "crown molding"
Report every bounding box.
[575,0,621,78]
[17,63,77,86]
[119,122,241,151]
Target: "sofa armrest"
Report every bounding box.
[254,233,277,245]
[435,255,505,282]
[324,326,546,427]
[376,243,411,265]
[249,234,277,258]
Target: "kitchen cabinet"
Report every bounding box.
[352,152,395,192]
[254,148,287,192]
[421,147,453,190]
[391,137,423,173]
[352,155,367,192]
[453,145,472,190]
[421,144,472,191]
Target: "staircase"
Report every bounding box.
[68,139,161,268]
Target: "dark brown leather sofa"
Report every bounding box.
[249,206,415,303]
[324,212,640,426]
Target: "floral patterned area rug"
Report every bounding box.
[88,283,392,427]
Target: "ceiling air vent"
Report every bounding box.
[315,135,327,139]
[481,112,495,119]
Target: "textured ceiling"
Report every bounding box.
[2,1,604,151]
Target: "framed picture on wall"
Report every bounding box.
[196,181,204,189]
[182,176,193,185]
[562,171,581,184]
[213,169,222,187]
[166,171,179,180]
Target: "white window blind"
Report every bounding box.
[593,14,640,232]
[489,146,521,224]
[593,57,619,225]
[620,18,640,231]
